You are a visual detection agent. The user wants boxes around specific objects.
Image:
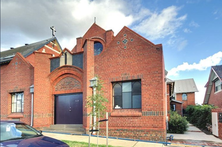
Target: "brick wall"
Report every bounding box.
[176,92,195,109]
[93,26,166,141]
[0,53,34,124]
[209,84,222,108]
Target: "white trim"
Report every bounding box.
[44,45,60,54]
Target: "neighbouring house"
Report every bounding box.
[203,65,222,108]
[0,23,167,141]
[167,78,198,115]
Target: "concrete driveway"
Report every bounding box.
[167,123,222,146]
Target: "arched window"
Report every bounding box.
[113,83,122,108]
[94,41,103,55]
[182,93,187,101]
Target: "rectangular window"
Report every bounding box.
[113,80,141,109]
[11,93,24,113]
[215,79,222,92]
[170,104,176,111]
[182,93,187,101]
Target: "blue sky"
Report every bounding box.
[1,0,222,104]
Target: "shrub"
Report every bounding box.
[185,104,216,130]
[168,111,188,134]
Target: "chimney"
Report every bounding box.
[76,37,83,52]
[105,30,114,45]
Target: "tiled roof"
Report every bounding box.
[0,37,58,64]
[212,65,222,80]
[174,78,198,93]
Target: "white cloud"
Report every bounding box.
[189,21,199,27]
[167,36,188,51]
[168,51,222,76]
[132,6,187,40]
[177,40,188,51]
[1,0,134,51]
[184,28,192,33]
[195,84,206,105]
[1,1,187,51]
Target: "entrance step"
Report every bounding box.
[43,124,85,135]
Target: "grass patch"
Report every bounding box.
[62,140,116,147]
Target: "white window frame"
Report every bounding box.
[12,92,24,113]
[215,79,222,93]
[182,93,187,101]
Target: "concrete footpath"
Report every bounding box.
[43,132,168,147]
[167,123,222,146]
[42,123,222,147]
[43,132,206,147]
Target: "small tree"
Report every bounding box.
[86,76,108,131]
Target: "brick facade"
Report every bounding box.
[208,84,222,108]
[176,92,195,109]
[0,39,61,128]
[0,53,34,124]
[1,23,167,141]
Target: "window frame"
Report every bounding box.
[94,41,103,56]
[182,93,187,101]
[214,78,222,93]
[170,104,176,111]
[11,92,24,113]
[112,80,141,109]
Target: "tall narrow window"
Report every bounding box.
[182,93,187,101]
[64,52,67,65]
[113,80,141,109]
[12,93,24,113]
[94,42,103,55]
[215,79,222,92]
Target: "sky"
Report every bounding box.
[1,0,222,104]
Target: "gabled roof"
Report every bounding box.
[0,37,61,64]
[203,65,222,104]
[166,78,174,83]
[174,78,198,93]
[212,65,222,80]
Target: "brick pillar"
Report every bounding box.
[83,39,95,130]
[33,52,53,128]
[76,37,83,52]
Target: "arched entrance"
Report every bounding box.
[49,65,83,124]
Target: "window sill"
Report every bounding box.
[214,90,222,94]
[111,109,142,117]
[7,113,24,118]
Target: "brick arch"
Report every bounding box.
[48,65,83,94]
[90,37,106,47]
[90,38,106,55]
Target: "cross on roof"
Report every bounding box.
[50,26,56,37]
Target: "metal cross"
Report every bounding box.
[50,26,56,37]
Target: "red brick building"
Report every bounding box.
[203,65,222,108]
[0,23,167,141]
[167,78,198,115]
[0,38,62,126]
